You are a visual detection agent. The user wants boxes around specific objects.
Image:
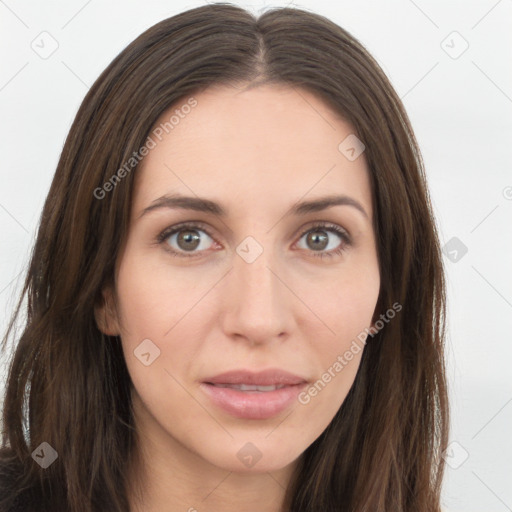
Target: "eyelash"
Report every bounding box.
[156,221,351,260]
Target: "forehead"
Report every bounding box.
[133,84,372,219]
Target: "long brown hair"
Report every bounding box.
[0,3,448,511]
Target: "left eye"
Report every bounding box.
[296,226,345,253]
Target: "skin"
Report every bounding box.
[95,84,380,512]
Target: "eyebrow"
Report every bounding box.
[138,193,369,220]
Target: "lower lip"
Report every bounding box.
[200,382,307,420]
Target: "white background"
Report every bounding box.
[1,1,511,511]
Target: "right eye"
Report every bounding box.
[157,222,218,258]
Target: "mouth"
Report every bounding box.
[202,368,308,387]
[200,369,308,420]
[200,382,307,420]
[206,383,290,392]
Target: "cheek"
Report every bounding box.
[330,280,380,342]
[115,248,186,336]
[295,276,379,423]
[113,248,207,380]
[301,257,379,384]
[304,259,380,342]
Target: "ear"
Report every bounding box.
[94,286,121,336]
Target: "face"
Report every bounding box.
[96,84,380,478]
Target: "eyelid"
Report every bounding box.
[157,219,213,237]
[294,221,351,244]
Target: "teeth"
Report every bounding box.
[212,383,286,392]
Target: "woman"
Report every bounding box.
[0,3,449,511]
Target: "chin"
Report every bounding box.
[197,436,304,475]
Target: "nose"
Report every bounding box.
[221,243,292,346]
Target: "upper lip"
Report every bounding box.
[203,369,308,386]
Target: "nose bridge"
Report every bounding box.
[238,248,273,295]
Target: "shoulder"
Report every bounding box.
[0,448,41,512]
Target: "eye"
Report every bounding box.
[156,221,351,259]
[295,223,351,259]
[157,222,216,258]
